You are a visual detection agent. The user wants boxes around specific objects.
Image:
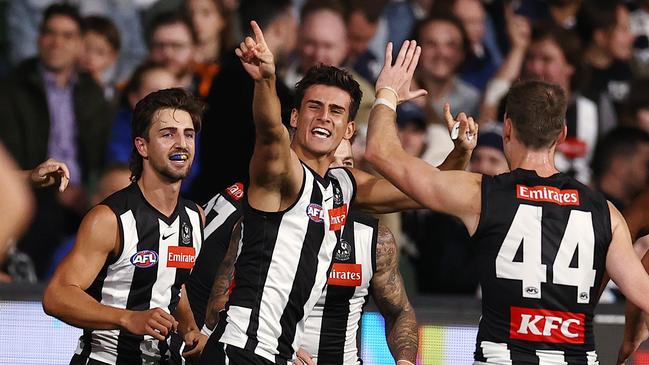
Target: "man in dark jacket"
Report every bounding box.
[0,3,111,279]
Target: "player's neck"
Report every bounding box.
[292,143,333,177]
[509,148,560,178]
[138,171,181,217]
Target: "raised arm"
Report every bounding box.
[371,224,418,364]
[236,21,300,211]
[43,205,177,340]
[364,41,482,233]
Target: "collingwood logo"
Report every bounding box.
[335,239,351,261]
[182,222,192,245]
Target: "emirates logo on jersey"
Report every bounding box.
[509,306,585,344]
[328,263,362,286]
[306,203,325,223]
[516,185,580,206]
[167,246,196,269]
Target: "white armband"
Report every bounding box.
[201,324,214,337]
[372,97,397,112]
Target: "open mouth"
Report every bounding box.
[311,127,331,139]
[169,153,189,162]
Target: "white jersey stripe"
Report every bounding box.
[186,207,203,254]
[256,172,315,358]
[480,341,512,364]
[149,217,180,312]
[204,196,237,239]
[536,350,567,365]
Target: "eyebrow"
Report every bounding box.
[158,126,195,132]
[306,99,347,111]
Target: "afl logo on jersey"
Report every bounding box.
[306,203,325,223]
[130,250,158,268]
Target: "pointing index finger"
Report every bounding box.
[250,21,267,46]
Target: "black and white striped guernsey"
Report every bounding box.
[301,211,378,364]
[217,163,356,364]
[473,169,611,365]
[74,183,203,364]
[186,182,244,329]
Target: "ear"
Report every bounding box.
[290,108,299,129]
[557,125,567,145]
[503,115,512,143]
[344,120,356,140]
[134,137,148,159]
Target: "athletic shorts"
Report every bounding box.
[200,334,275,365]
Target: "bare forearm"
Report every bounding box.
[253,76,284,142]
[385,305,418,362]
[205,223,240,329]
[175,286,199,336]
[43,284,127,330]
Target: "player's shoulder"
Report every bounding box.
[99,182,139,213]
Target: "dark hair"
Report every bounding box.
[531,22,581,69]
[623,78,649,127]
[295,64,362,121]
[146,11,197,47]
[412,13,471,61]
[40,3,83,34]
[183,0,235,52]
[120,61,170,107]
[575,0,623,45]
[591,127,649,181]
[346,0,388,24]
[505,80,567,149]
[238,0,293,35]
[130,88,206,181]
[83,15,121,52]
[301,0,346,21]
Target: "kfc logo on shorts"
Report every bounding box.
[516,185,580,206]
[328,263,362,286]
[167,246,196,269]
[130,250,158,268]
[510,306,585,344]
[226,183,244,201]
[307,203,325,223]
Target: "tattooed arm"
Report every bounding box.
[204,220,242,331]
[370,224,418,363]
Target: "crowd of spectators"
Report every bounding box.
[1,0,649,301]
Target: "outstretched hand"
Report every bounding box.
[235,21,276,81]
[444,103,478,154]
[375,40,427,104]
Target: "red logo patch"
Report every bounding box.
[328,263,362,286]
[328,204,348,231]
[167,246,196,269]
[516,185,580,206]
[226,183,244,201]
[509,307,585,344]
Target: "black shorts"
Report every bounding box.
[200,335,275,365]
[69,354,112,365]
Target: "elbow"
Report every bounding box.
[42,282,60,318]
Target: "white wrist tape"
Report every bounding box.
[373,97,397,112]
[200,324,214,337]
[377,86,400,101]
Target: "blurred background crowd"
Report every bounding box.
[1,0,649,302]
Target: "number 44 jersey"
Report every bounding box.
[473,169,612,365]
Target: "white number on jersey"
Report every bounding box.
[495,204,596,303]
[203,194,237,240]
